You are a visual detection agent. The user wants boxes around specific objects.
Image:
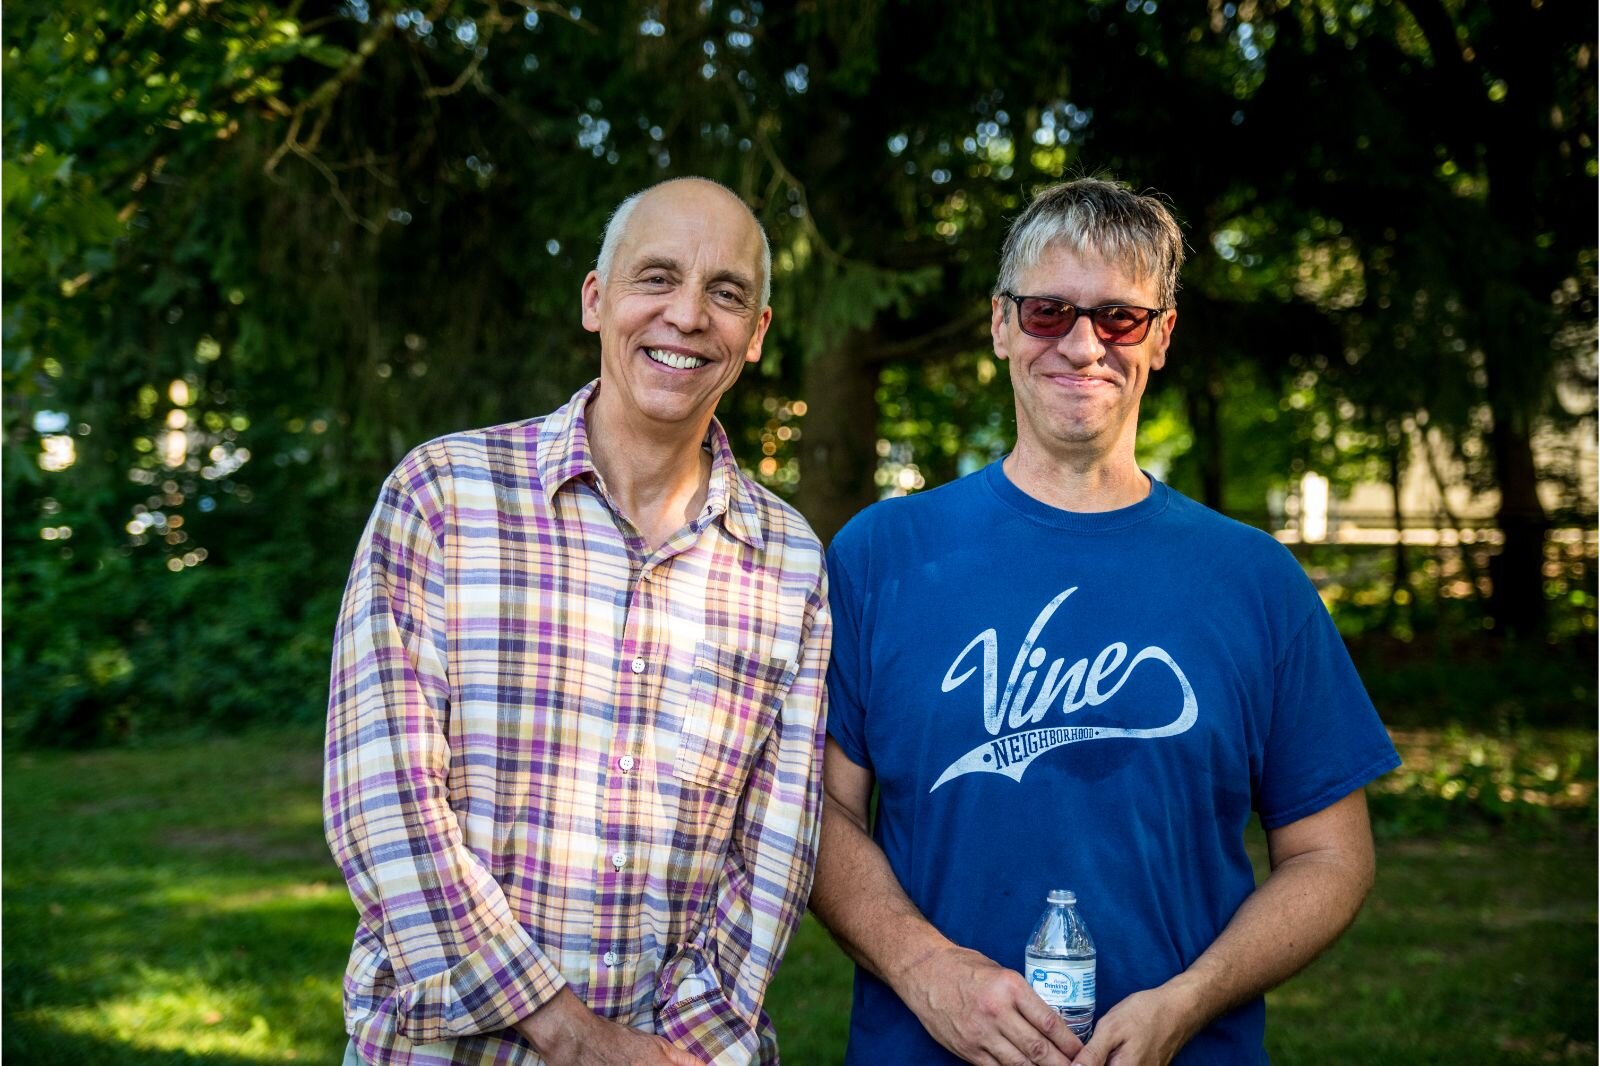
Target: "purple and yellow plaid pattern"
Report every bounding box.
[324,381,830,1065]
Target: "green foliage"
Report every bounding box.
[877,351,1013,490]
[4,536,344,745]
[4,0,1595,744]
[1357,634,1598,731]
[2,2,617,746]
[3,2,345,392]
[1369,727,1597,838]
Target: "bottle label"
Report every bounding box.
[1027,960,1095,1009]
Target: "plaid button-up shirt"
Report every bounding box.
[325,381,830,1065]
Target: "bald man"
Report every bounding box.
[326,178,831,1066]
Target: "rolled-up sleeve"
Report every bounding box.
[656,572,831,1064]
[324,463,566,1046]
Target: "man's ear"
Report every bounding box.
[990,296,1012,361]
[744,306,773,364]
[1150,307,1177,371]
[580,271,603,334]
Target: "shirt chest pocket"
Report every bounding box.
[673,643,794,795]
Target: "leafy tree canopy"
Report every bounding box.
[5,0,1594,742]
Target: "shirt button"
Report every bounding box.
[619,755,635,772]
[630,656,646,674]
[602,951,619,967]
[611,851,628,869]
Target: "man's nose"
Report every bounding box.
[1055,313,1103,366]
[661,285,710,332]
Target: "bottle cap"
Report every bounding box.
[1047,889,1076,904]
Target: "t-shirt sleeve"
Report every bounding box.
[824,538,874,772]
[1256,600,1402,829]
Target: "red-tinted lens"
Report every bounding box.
[1090,305,1153,343]
[1018,297,1078,338]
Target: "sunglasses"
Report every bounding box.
[1002,292,1165,345]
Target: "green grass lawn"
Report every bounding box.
[4,728,1594,1064]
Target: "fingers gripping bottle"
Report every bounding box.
[1024,889,1096,1042]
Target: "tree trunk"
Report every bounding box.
[796,327,882,544]
[1486,403,1548,636]
[1384,430,1412,630]
[1479,3,1554,638]
[1184,369,1225,513]
[1399,0,1563,637]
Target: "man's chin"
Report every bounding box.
[1029,421,1109,447]
[633,394,720,431]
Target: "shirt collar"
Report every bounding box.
[536,379,602,498]
[703,415,765,551]
[536,379,765,552]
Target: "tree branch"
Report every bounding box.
[1392,0,1494,168]
[1394,0,1474,87]
[503,0,599,34]
[868,305,991,366]
[263,14,399,179]
[718,71,881,273]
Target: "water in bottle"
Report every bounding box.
[1024,888,1096,1043]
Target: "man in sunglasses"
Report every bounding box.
[810,178,1398,1066]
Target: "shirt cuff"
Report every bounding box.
[655,948,760,1066]
[394,920,567,1044]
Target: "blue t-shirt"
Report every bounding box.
[826,462,1401,1065]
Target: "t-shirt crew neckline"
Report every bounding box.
[982,457,1171,532]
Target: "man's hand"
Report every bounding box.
[1069,984,1202,1066]
[896,943,1082,1066]
[514,988,701,1066]
[1069,792,1380,1066]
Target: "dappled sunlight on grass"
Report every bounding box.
[5,729,354,1065]
[203,880,344,913]
[7,727,1594,1064]
[5,875,357,1063]
[38,963,322,1061]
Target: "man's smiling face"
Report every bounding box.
[991,242,1176,464]
[581,180,771,436]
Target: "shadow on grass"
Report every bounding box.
[3,730,354,1064]
[7,727,1596,1065]
[1271,825,1598,1063]
[3,1018,292,1066]
[4,869,356,1062]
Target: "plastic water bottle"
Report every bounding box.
[1024,888,1096,1043]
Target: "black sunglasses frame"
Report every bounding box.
[1002,292,1166,346]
